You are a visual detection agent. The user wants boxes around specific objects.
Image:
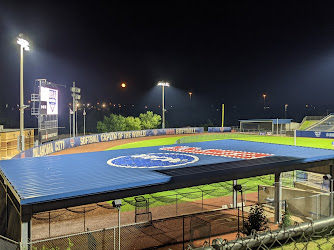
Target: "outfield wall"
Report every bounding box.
[296,130,334,139]
[13,127,204,159]
[207,127,231,133]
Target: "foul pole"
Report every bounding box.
[221,104,225,127]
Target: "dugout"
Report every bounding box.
[239,119,292,134]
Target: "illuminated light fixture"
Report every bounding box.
[121,83,126,88]
[17,37,30,51]
[158,81,170,87]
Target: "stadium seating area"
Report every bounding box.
[306,114,334,132]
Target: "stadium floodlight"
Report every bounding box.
[157,81,170,87]
[188,92,192,100]
[17,37,30,51]
[17,34,30,152]
[157,81,170,129]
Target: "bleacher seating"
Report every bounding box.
[306,114,334,132]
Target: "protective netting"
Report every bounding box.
[190,216,211,247]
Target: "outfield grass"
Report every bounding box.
[106,136,185,150]
[236,135,334,150]
[107,133,334,151]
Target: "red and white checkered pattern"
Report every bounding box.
[160,146,273,159]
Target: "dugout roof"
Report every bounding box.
[239,119,293,124]
[1,139,334,216]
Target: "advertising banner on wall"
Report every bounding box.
[14,127,204,158]
[296,130,334,138]
[39,128,59,144]
[208,127,232,133]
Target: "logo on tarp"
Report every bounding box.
[107,153,199,169]
[160,146,273,159]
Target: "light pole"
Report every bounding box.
[188,92,192,101]
[83,108,86,135]
[157,81,170,129]
[262,94,266,110]
[284,104,288,119]
[17,34,30,152]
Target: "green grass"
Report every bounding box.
[106,136,185,150]
[298,120,318,130]
[235,135,334,150]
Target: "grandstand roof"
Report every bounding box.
[1,139,334,215]
[239,119,293,124]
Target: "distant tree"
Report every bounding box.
[139,111,161,129]
[200,119,214,131]
[97,114,126,132]
[125,116,142,131]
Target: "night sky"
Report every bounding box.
[2,2,334,128]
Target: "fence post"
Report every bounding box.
[84,207,86,231]
[202,191,204,211]
[48,211,51,238]
[176,194,178,215]
[182,215,185,249]
[102,228,106,250]
[114,227,115,250]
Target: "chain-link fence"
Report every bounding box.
[29,205,278,250]
[31,178,265,241]
[190,216,334,249]
[28,171,330,249]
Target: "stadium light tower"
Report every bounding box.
[17,34,30,151]
[188,92,193,100]
[262,94,267,109]
[157,81,170,129]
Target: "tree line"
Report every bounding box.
[97,111,161,132]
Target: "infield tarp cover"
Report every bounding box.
[2,140,334,205]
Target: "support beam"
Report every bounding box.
[330,165,334,216]
[233,180,238,208]
[21,220,31,249]
[274,173,282,223]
